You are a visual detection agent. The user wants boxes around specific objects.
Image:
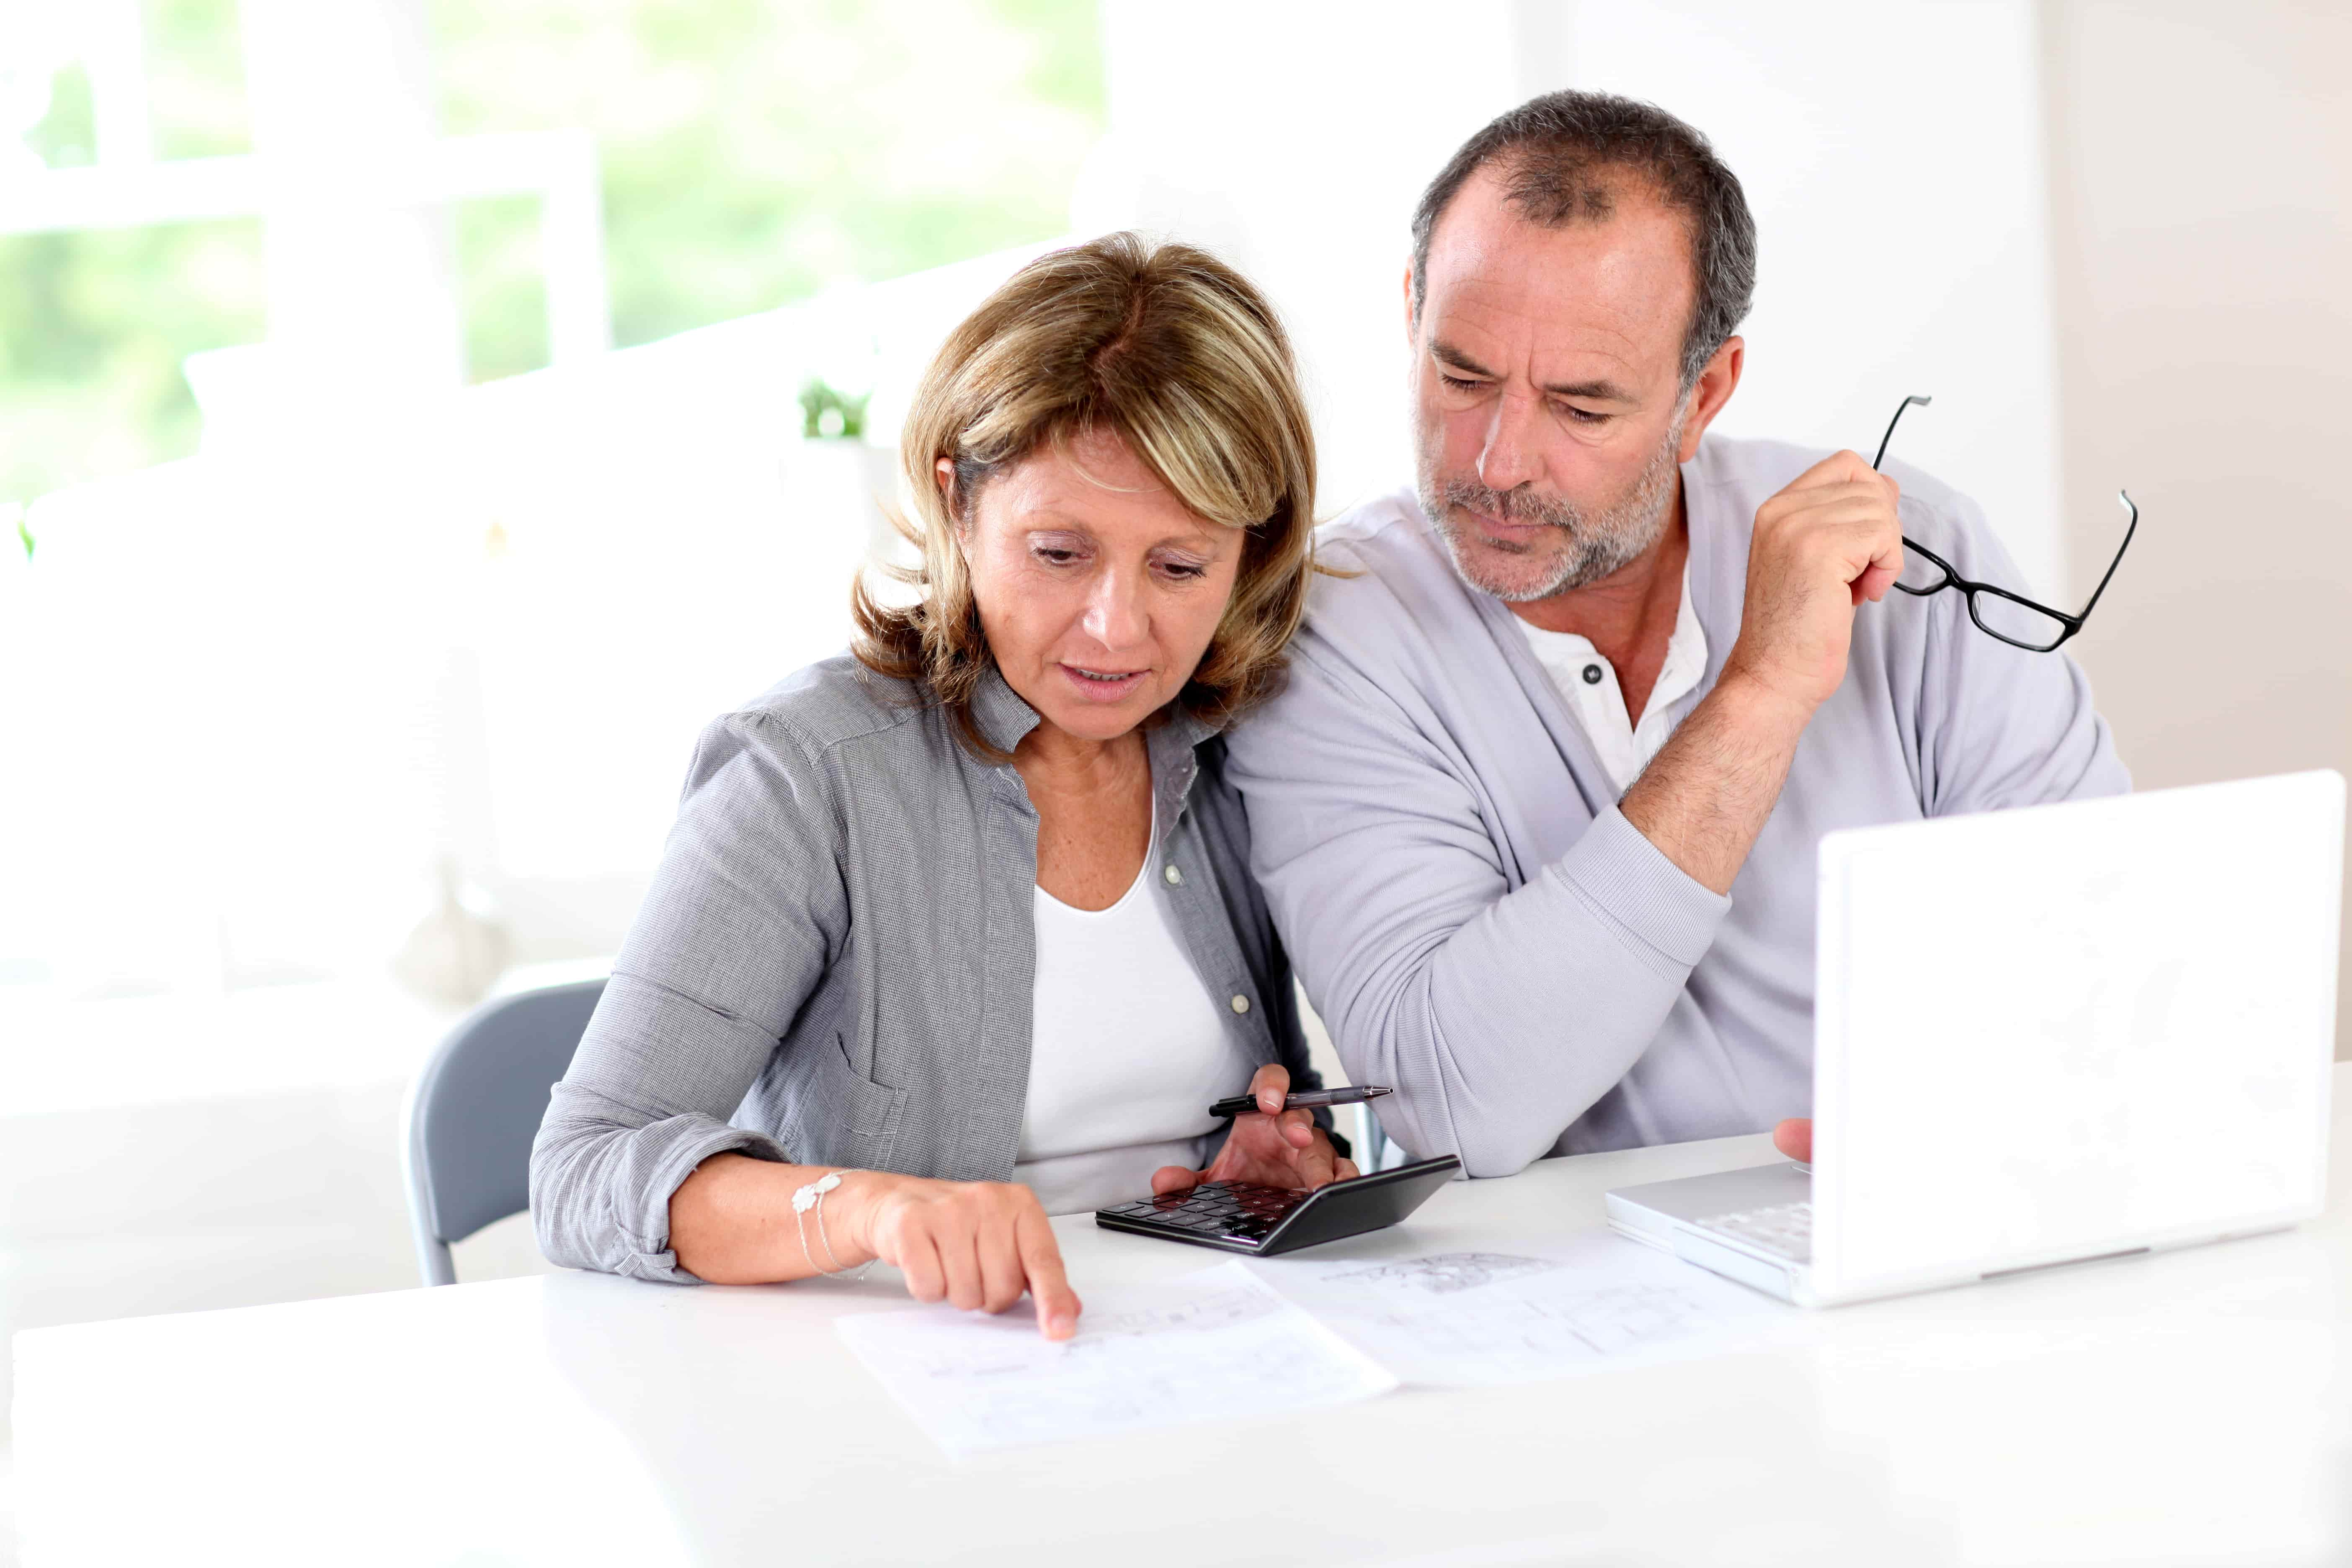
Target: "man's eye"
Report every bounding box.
[1559,404,1610,425]
[1439,374,1486,393]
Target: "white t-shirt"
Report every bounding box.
[1515,564,1710,794]
[1013,807,1246,1215]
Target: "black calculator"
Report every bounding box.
[1093,1155,1461,1255]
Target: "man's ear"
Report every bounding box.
[1677,336,1744,462]
[1402,262,1418,347]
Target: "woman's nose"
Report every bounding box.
[1080,570,1148,649]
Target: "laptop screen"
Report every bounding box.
[1810,770,2342,1302]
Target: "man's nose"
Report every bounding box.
[1478,391,1544,495]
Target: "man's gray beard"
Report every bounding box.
[1417,419,1685,603]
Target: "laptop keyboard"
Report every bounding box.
[1098,1181,1308,1246]
[1695,1200,1814,1263]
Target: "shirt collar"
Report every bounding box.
[971,663,1042,754]
[1652,561,1710,707]
[969,662,1219,774]
[1513,561,1708,678]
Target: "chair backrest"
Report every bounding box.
[401,978,605,1285]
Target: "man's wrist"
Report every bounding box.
[1705,664,1817,747]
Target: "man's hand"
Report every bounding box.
[1621,451,1905,895]
[1149,1063,1361,1196]
[1772,1118,1812,1163]
[1719,450,1905,721]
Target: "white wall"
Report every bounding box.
[1083,0,1527,516]
[241,0,467,394]
[1567,0,2068,598]
[2040,2,2352,1060]
[1093,0,2068,596]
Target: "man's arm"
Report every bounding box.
[1644,456,2125,1167]
[1232,454,1906,1174]
[1617,673,1813,896]
[1622,451,1908,892]
[1230,639,1735,1176]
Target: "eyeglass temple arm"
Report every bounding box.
[1872,394,1933,471]
[2071,490,2138,621]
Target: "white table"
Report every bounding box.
[18,1066,2352,1568]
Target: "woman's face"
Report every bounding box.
[952,427,1243,746]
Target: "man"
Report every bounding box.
[1224,91,2127,1176]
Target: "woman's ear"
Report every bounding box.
[935,456,971,560]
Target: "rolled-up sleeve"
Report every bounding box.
[530,712,848,1282]
[1228,643,1731,1178]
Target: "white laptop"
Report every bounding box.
[1607,770,2344,1307]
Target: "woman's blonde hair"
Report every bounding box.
[850,232,1318,758]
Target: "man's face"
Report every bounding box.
[1409,166,1704,602]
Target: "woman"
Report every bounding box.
[531,233,1351,1339]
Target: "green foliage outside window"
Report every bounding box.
[798,378,870,441]
[0,0,1103,505]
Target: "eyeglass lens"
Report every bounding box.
[1968,593,2071,651]
[1872,392,2134,654]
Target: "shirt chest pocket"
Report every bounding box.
[780,1033,909,1171]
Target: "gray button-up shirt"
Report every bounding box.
[531,656,1315,1283]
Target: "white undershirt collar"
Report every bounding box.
[1512,561,1709,796]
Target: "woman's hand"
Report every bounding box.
[1148,1063,1361,1197]
[838,1173,1082,1340]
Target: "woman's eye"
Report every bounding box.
[1158,561,1209,581]
[1033,547,1081,566]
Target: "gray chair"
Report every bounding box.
[401,978,604,1286]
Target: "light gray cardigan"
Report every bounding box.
[1224,434,2130,1177]
[531,659,1316,1283]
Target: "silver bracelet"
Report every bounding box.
[792,1171,875,1280]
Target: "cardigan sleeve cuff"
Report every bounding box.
[1546,804,1734,970]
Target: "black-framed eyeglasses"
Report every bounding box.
[1874,394,2137,653]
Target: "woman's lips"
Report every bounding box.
[1056,663,1148,703]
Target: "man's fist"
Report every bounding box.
[1719,451,1904,722]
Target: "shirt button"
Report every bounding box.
[1163,864,1184,886]
[1581,663,1604,686]
[1230,995,1251,1015]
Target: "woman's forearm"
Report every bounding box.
[668,1153,879,1284]
[669,1159,1081,1338]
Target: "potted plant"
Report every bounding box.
[791,374,905,571]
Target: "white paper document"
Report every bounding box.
[834,1264,1397,1457]
[1244,1230,1788,1387]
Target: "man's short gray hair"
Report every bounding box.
[1410,90,1758,389]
